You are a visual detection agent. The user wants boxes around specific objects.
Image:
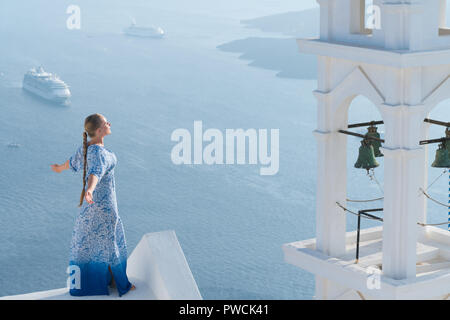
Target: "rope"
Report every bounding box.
[368,169,384,195]
[347,169,384,202]
[417,221,450,227]
[336,202,450,227]
[426,169,447,190]
[356,291,366,300]
[346,197,384,203]
[420,188,449,208]
[336,202,383,222]
[417,169,449,230]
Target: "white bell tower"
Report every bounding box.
[283,0,450,300]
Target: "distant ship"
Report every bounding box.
[7,143,20,148]
[123,22,164,38]
[22,66,71,104]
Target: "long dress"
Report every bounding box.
[68,144,132,296]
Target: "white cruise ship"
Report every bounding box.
[22,67,71,104]
[123,22,164,38]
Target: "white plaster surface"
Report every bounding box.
[0,230,202,300]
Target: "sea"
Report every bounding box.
[0,0,448,299]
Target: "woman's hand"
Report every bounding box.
[85,189,94,204]
[50,160,69,173]
[50,164,63,173]
[85,175,99,205]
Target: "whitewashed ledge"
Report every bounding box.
[0,230,203,300]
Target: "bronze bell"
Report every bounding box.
[366,125,383,157]
[355,139,380,172]
[431,141,450,168]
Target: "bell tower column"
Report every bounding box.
[379,66,428,280]
[312,56,348,299]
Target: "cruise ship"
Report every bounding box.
[123,22,164,38]
[22,67,71,104]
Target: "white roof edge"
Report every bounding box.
[0,230,202,300]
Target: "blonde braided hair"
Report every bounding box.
[78,113,105,207]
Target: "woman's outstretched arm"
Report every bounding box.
[50,160,70,173]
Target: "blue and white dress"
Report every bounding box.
[68,144,132,296]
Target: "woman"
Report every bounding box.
[50,113,135,297]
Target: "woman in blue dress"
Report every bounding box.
[51,113,135,297]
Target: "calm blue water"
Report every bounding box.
[0,0,448,299]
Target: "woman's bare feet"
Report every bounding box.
[108,265,116,288]
[108,265,136,293]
